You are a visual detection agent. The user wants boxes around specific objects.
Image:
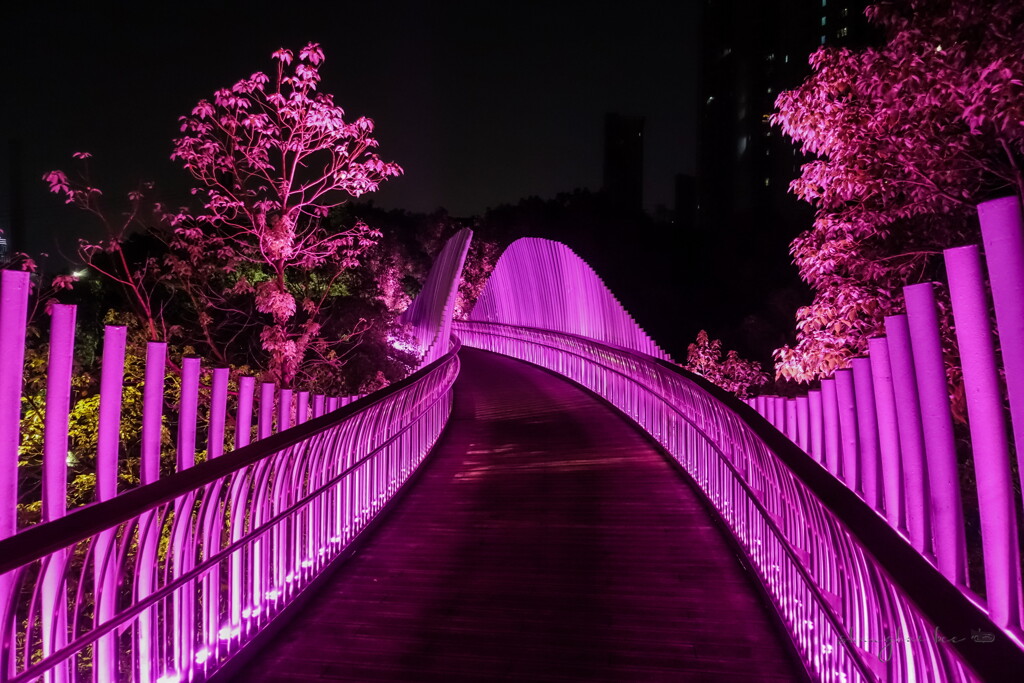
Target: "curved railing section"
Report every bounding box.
[0,339,460,683]
[455,320,1023,683]
[467,237,673,361]
[399,227,472,366]
[750,197,1024,645]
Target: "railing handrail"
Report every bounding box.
[456,320,1024,682]
[0,337,461,575]
[8,354,460,683]
[455,321,865,679]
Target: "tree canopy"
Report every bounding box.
[771,0,1024,381]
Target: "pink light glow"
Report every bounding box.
[2,220,1023,681]
[468,238,673,361]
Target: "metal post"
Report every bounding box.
[946,244,1022,626]
[905,283,966,585]
[868,337,905,532]
[884,314,932,555]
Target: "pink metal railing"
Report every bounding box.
[750,197,1024,644]
[0,338,459,683]
[455,319,1020,682]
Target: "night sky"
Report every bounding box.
[5,0,700,255]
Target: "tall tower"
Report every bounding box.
[603,113,645,213]
[693,0,875,359]
[697,0,874,232]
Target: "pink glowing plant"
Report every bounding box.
[46,43,403,387]
[684,330,768,398]
[771,0,1024,384]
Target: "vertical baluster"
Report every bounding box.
[808,389,823,462]
[885,314,932,556]
[835,369,860,491]
[851,358,881,512]
[141,342,166,485]
[42,303,74,683]
[254,383,275,620]
[785,399,798,443]
[821,378,841,478]
[0,270,28,539]
[230,377,254,632]
[868,337,905,532]
[275,386,294,591]
[137,340,165,683]
[178,358,201,471]
[297,391,310,424]
[209,368,229,459]
[946,244,1023,627]
[259,383,275,439]
[172,357,201,676]
[43,305,75,518]
[313,394,325,418]
[203,367,230,661]
[978,197,1024,499]
[279,389,293,432]
[95,325,126,683]
[796,395,810,453]
[236,377,255,449]
[905,283,967,584]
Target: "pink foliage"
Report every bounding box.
[44,44,402,388]
[771,0,1024,382]
[166,42,401,386]
[684,331,768,398]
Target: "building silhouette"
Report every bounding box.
[693,0,875,360]
[603,113,645,213]
[697,0,874,232]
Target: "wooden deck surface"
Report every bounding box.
[232,349,805,682]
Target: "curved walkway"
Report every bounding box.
[233,349,804,682]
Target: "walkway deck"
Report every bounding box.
[233,349,804,682]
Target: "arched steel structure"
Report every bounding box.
[399,227,472,366]
[469,237,672,361]
[456,233,1024,682]
[4,222,1024,682]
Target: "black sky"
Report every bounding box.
[5,0,699,254]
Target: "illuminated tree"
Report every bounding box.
[169,42,402,385]
[684,330,768,398]
[771,0,1024,381]
[48,43,403,387]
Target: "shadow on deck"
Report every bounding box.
[231,349,805,682]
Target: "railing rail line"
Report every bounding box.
[453,319,873,668]
[0,345,457,576]
[7,372,455,683]
[456,319,1023,682]
[0,338,460,683]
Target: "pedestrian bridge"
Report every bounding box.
[4,203,1024,682]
